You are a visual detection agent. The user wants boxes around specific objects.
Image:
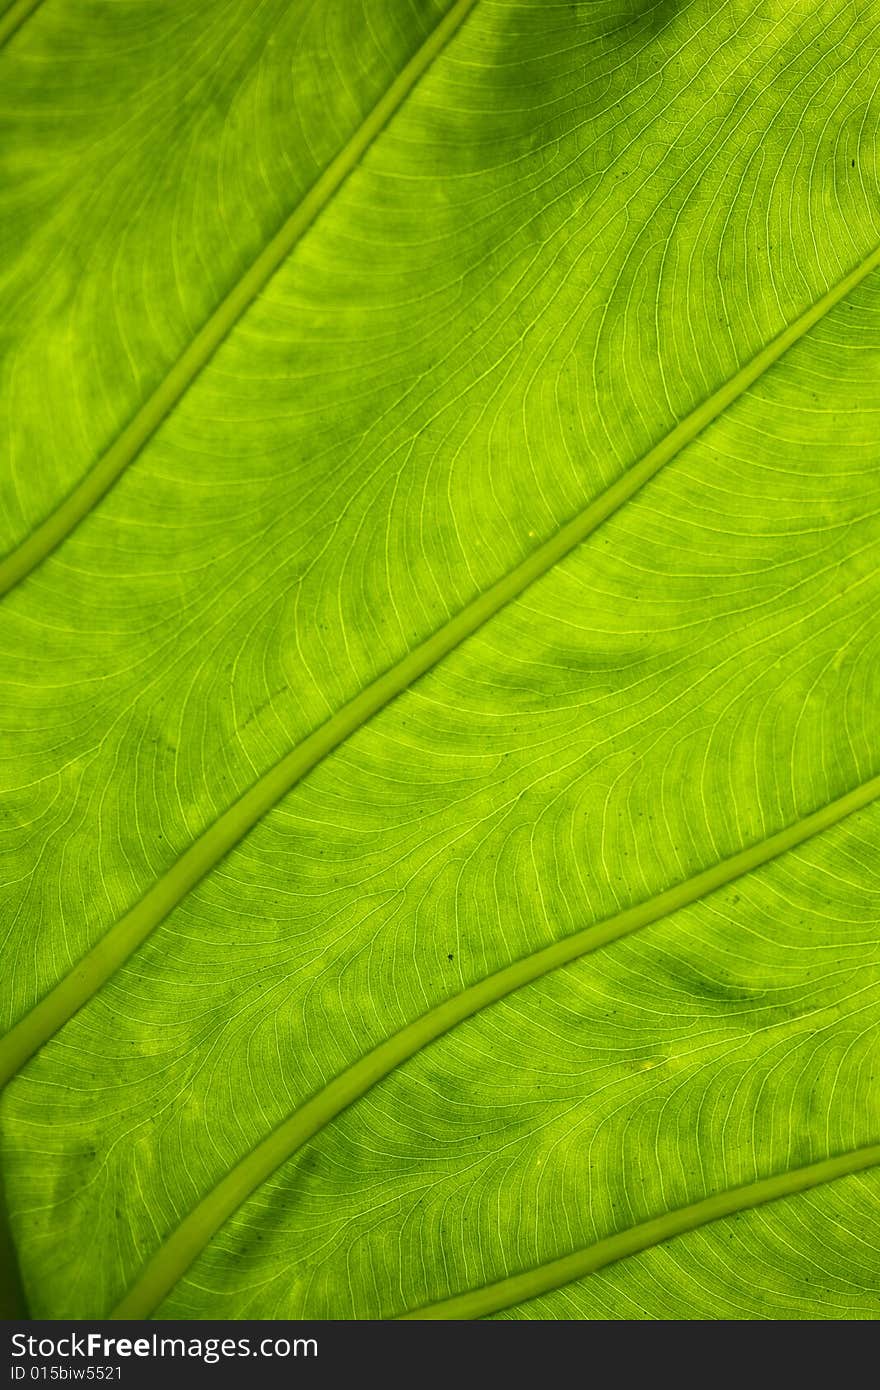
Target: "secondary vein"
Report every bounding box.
[0,0,43,48]
[1,244,879,1097]
[0,0,480,598]
[107,771,880,1318]
[397,1142,880,1319]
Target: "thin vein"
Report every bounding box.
[1,245,879,1095]
[0,0,43,49]
[397,1143,880,1319]
[108,771,880,1318]
[0,0,480,598]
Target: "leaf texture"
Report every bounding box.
[1,0,879,1320]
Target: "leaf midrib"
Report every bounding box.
[2,242,879,1098]
[0,0,480,597]
[108,771,880,1318]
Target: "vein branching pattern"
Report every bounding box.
[2,242,877,1095]
[110,777,880,1318]
[398,1145,880,1319]
[0,0,478,595]
[1,0,879,1320]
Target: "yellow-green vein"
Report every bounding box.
[2,244,879,1096]
[108,771,880,1318]
[0,0,479,597]
[397,1143,880,1319]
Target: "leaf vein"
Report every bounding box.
[1,244,878,1094]
[0,0,480,597]
[107,771,880,1318]
[0,0,42,50]
[397,1144,880,1319]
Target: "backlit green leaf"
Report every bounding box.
[1,0,879,1321]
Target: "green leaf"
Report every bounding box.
[1,0,879,1321]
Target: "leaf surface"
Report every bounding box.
[1,0,879,1320]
